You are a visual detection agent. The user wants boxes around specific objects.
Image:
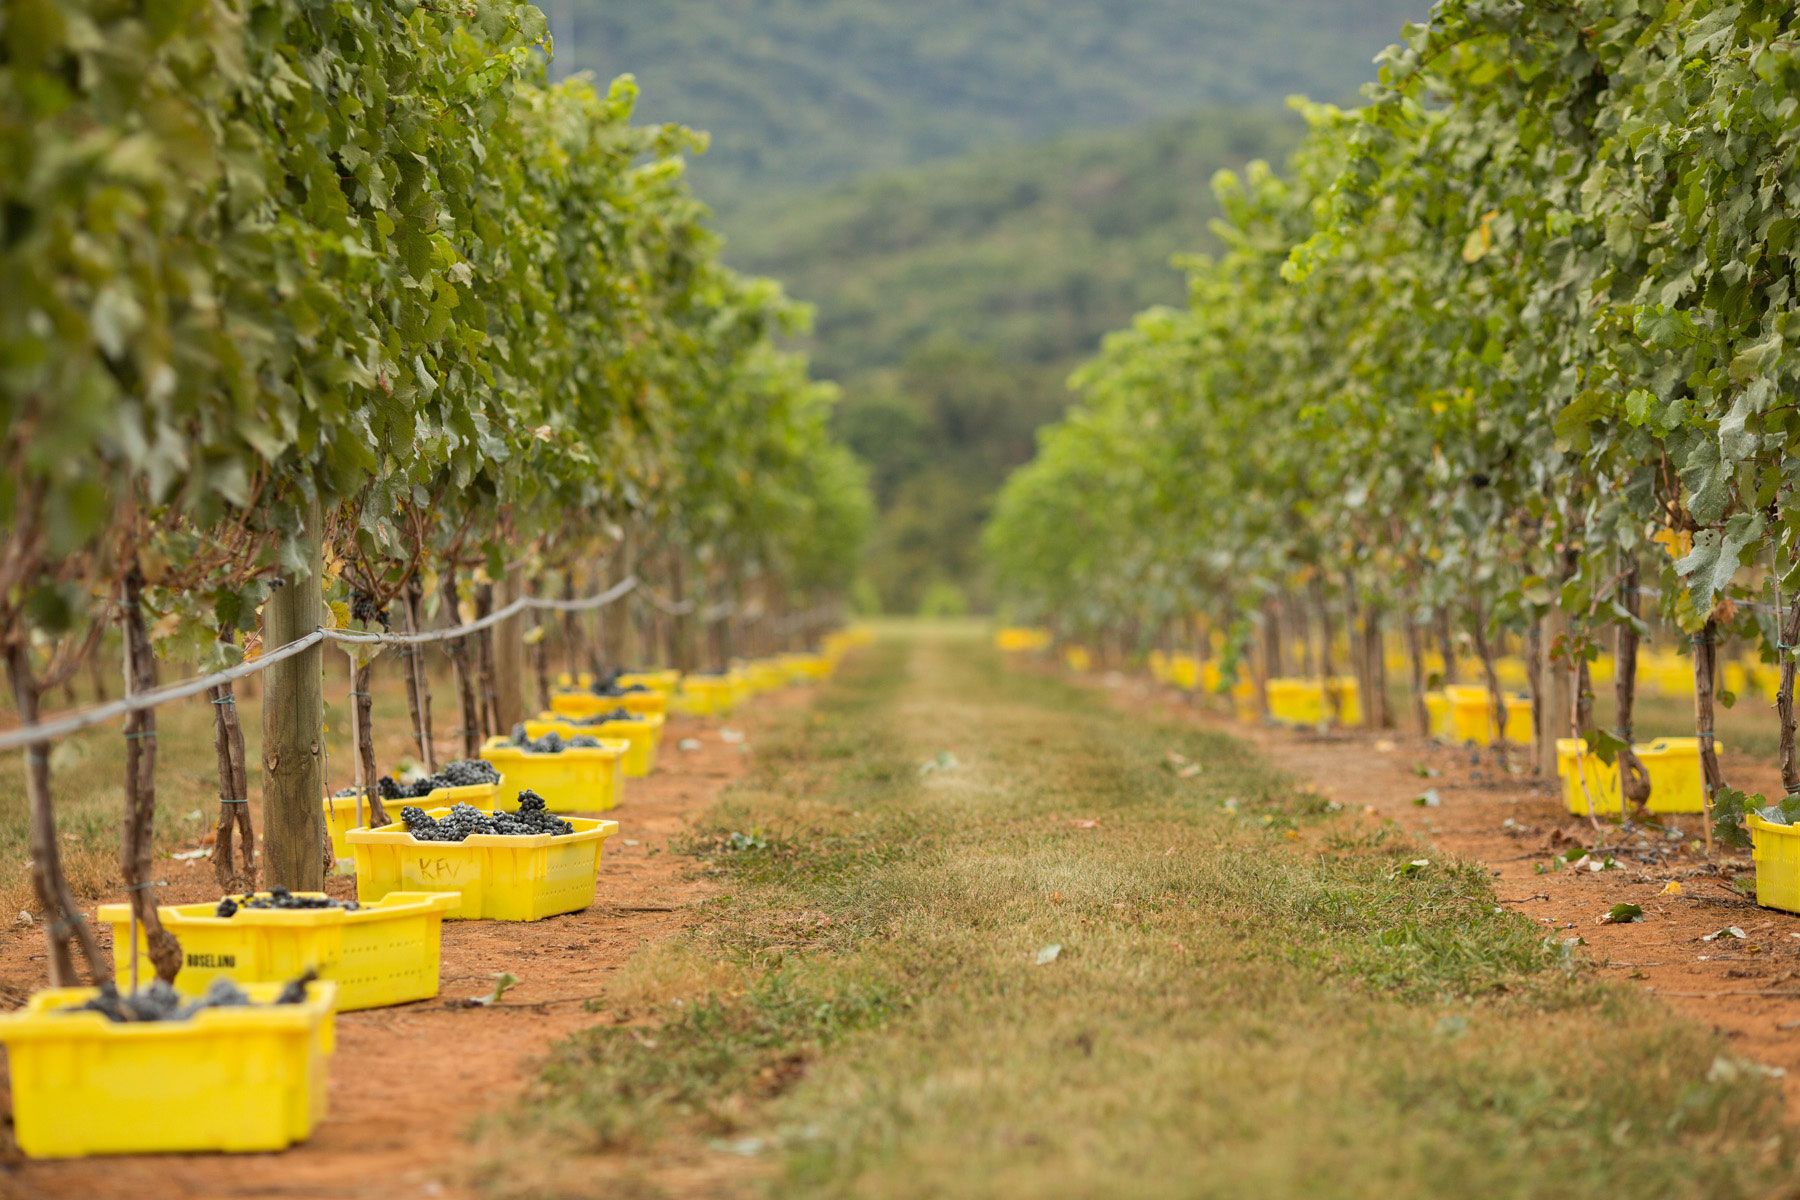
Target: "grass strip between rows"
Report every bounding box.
[478,623,1795,1200]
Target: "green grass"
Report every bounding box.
[0,656,449,915]
[480,623,1796,1199]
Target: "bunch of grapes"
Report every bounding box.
[349,590,390,630]
[364,759,503,803]
[507,725,602,753]
[436,758,502,787]
[67,971,315,1023]
[399,791,573,841]
[572,707,637,725]
[214,887,360,918]
[588,670,649,697]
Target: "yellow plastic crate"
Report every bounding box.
[1555,737,1715,816]
[480,736,627,812]
[740,659,787,693]
[674,673,738,717]
[1751,813,1800,913]
[348,810,618,920]
[1725,661,1782,704]
[1641,652,1693,698]
[1445,685,1533,745]
[1495,656,1530,688]
[322,793,373,860]
[1169,655,1201,691]
[994,627,1051,652]
[1063,645,1093,672]
[777,652,831,682]
[526,714,663,777]
[617,669,681,696]
[325,782,501,856]
[0,980,336,1158]
[1425,691,1452,739]
[550,688,667,720]
[1266,678,1328,726]
[728,667,753,708]
[1263,677,1361,726]
[99,892,456,1012]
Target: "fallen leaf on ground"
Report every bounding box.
[1662,881,1683,896]
[1069,818,1100,830]
[1601,903,1644,925]
[919,751,960,775]
[1702,926,1747,942]
[1035,944,1062,966]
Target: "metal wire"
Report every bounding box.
[0,575,646,754]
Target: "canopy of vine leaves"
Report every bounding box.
[2,0,872,663]
[988,1,1797,688]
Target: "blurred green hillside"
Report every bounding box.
[555,1,1418,610]
[564,0,1417,204]
[726,110,1297,379]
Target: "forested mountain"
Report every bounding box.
[559,0,1419,203]
[549,0,1420,609]
[727,111,1299,607]
[726,109,1298,378]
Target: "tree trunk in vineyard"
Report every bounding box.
[1693,617,1724,853]
[402,577,435,774]
[1263,599,1284,681]
[1615,562,1651,812]
[474,582,500,738]
[1524,623,1542,755]
[609,532,636,670]
[440,571,481,757]
[1436,610,1458,684]
[492,573,524,731]
[1403,611,1430,736]
[1313,580,1337,720]
[87,649,107,703]
[6,642,110,987]
[351,657,390,830]
[1778,587,1800,797]
[210,626,255,892]
[1535,607,1572,777]
[532,612,552,713]
[669,552,695,672]
[1468,589,1508,755]
[261,497,327,891]
[120,566,182,984]
[1294,597,1315,678]
[560,573,584,681]
[1362,604,1389,729]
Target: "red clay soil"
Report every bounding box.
[0,701,793,1200]
[1111,673,1800,1113]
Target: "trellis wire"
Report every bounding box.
[0,575,644,754]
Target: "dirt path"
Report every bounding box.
[0,699,798,1200]
[1109,674,1800,1112]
